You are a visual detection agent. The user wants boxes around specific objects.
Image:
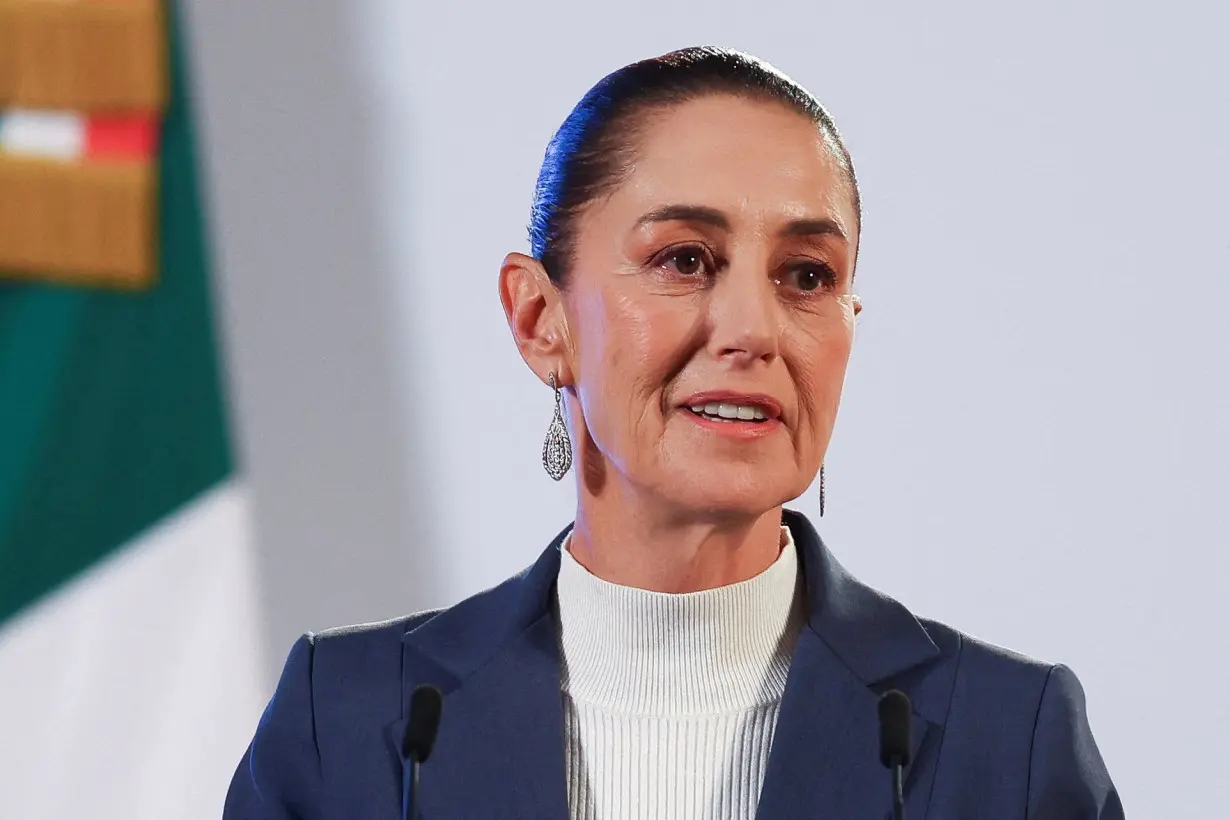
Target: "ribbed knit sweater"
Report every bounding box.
[553,527,806,820]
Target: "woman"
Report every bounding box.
[224,47,1122,819]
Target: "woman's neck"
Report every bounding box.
[567,493,785,593]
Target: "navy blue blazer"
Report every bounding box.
[224,510,1123,819]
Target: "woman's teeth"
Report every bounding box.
[688,402,769,422]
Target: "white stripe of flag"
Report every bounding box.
[0,110,86,161]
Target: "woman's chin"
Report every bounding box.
[659,471,797,519]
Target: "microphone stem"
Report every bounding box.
[892,761,905,820]
[402,758,422,820]
[411,759,421,820]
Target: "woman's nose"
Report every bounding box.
[707,269,779,366]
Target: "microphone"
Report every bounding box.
[401,684,443,820]
[878,689,912,820]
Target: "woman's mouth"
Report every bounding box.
[678,394,783,440]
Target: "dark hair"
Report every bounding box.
[528,45,861,284]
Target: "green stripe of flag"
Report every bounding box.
[0,2,234,624]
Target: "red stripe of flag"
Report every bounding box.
[84,115,159,161]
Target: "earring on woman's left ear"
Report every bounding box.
[819,464,826,517]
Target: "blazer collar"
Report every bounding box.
[789,508,942,692]
[753,509,944,820]
[388,524,571,819]
[393,509,945,819]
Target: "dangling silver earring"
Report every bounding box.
[542,372,572,481]
[818,464,826,517]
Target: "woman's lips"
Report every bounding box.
[679,406,783,439]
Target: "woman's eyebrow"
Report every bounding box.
[634,204,729,231]
[779,218,848,243]
[634,205,848,244]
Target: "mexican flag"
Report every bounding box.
[0,3,267,817]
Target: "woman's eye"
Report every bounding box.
[662,247,711,276]
[781,263,836,292]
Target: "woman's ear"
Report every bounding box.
[499,252,574,385]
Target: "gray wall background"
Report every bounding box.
[186,2,1228,816]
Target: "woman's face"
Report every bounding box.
[560,94,861,517]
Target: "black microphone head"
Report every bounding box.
[402,685,444,763]
[877,689,912,768]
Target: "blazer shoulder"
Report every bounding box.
[293,610,441,699]
[314,609,443,644]
[911,617,1060,732]
[920,616,1055,684]
[915,617,1064,746]
[914,620,1121,816]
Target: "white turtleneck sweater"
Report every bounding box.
[553,527,806,820]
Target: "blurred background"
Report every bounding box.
[1,1,1226,817]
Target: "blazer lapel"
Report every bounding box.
[411,614,569,819]
[755,511,942,820]
[753,627,932,819]
[388,526,573,820]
